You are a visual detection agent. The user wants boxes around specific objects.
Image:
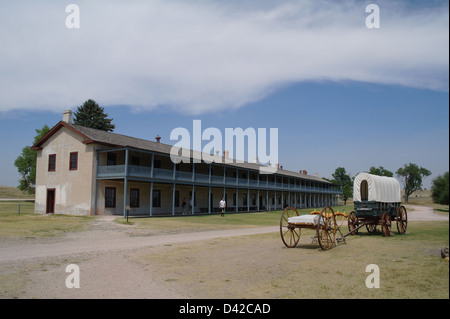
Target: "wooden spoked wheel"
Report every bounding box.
[280,207,301,248]
[366,224,378,233]
[347,211,358,235]
[317,206,337,251]
[381,212,391,237]
[396,205,408,234]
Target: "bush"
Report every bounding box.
[431,172,449,205]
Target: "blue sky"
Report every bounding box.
[0,0,448,189]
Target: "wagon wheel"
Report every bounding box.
[347,211,359,235]
[280,207,301,248]
[381,212,391,237]
[396,205,408,234]
[366,224,378,233]
[317,206,337,250]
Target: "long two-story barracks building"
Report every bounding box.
[31,111,342,217]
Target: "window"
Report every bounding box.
[107,153,117,166]
[130,188,139,208]
[252,194,256,206]
[243,193,247,206]
[69,152,78,170]
[105,187,116,208]
[175,190,180,207]
[48,154,56,171]
[153,190,161,207]
[131,156,140,166]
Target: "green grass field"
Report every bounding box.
[0,185,34,199]
[0,201,92,238]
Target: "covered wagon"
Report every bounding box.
[348,172,407,236]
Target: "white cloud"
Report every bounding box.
[0,0,448,114]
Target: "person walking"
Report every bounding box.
[219,197,226,217]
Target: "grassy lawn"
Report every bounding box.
[141,220,449,299]
[115,205,354,232]
[0,185,34,199]
[0,201,92,238]
[405,189,449,215]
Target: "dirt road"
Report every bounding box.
[0,205,447,299]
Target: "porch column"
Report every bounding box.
[172,183,176,216]
[149,181,153,216]
[236,188,238,213]
[123,148,129,217]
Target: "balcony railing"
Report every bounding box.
[96,165,341,193]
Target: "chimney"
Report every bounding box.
[314,172,319,177]
[223,150,229,158]
[303,170,307,175]
[215,150,220,156]
[275,163,280,169]
[155,135,161,143]
[253,157,258,164]
[63,110,73,124]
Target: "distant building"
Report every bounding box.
[31,111,341,216]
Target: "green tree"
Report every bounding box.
[396,163,431,203]
[331,167,353,205]
[14,125,51,194]
[73,99,115,132]
[431,172,449,205]
[368,166,393,177]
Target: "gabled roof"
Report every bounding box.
[31,121,330,184]
[31,121,94,150]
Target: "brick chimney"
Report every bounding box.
[155,135,161,143]
[63,110,73,124]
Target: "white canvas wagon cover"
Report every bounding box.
[353,172,401,203]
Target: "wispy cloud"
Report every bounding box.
[0,0,448,114]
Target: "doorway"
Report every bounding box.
[46,189,55,214]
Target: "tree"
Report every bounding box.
[368,166,393,177]
[396,163,431,203]
[73,99,115,132]
[331,167,353,205]
[14,125,51,194]
[431,172,449,205]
